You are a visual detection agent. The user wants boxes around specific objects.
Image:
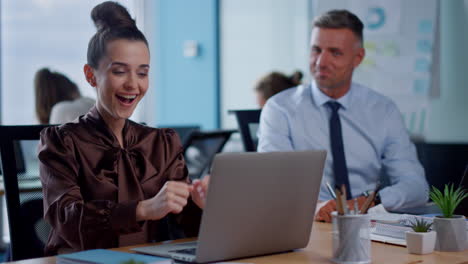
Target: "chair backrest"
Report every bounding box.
[458,164,468,216]
[182,130,236,180]
[414,142,468,215]
[415,142,468,189]
[159,125,200,146]
[0,141,26,175]
[0,125,54,261]
[228,110,261,152]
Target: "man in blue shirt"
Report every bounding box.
[258,10,428,222]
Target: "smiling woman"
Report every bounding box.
[37,1,208,256]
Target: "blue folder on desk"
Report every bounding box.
[57,249,169,264]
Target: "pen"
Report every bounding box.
[354,198,359,215]
[340,185,349,214]
[326,181,337,199]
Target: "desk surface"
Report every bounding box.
[3,222,467,264]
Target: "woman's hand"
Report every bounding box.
[136,181,192,221]
[191,175,210,209]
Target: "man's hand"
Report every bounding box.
[191,175,210,209]
[136,181,192,221]
[314,195,373,223]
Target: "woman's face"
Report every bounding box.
[90,39,150,121]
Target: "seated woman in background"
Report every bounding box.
[34,68,95,124]
[254,70,303,108]
[38,1,207,255]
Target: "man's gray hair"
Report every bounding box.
[313,9,364,45]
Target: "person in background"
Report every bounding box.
[38,1,207,255]
[254,71,303,108]
[257,10,428,222]
[34,68,95,124]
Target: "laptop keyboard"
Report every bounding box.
[170,247,197,255]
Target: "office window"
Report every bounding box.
[0,0,140,125]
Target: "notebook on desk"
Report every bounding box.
[132,151,327,263]
[370,222,411,246]
[369,206,468,246]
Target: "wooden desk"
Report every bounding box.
[3,223,467,264]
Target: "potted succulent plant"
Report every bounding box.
[405,218,436,254]
[429,184,468,252]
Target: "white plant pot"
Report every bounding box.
[433,215,468,252]
[405,231,436,255]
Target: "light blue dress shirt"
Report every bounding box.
[258,81,428,211]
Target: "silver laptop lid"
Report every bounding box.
[195,151,326,263]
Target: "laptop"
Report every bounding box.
[132,151,326,263]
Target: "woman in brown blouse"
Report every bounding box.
[38,1,207,255]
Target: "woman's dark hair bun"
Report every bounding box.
[290,70,303,85]
[91,1,135,31]
[87,1,147,69]
[37,68,51,77]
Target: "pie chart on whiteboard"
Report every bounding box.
[366,7,386,30]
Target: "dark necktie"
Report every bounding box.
[326,101,352,199]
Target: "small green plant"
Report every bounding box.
[429,184,468,218]
[409,218,432,232]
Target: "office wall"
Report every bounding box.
[220,0,311,129]
[149,0,468,141]
[151,0,219,129]
[425,0,468,142]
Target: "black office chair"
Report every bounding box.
[228,109,261,152]
[414,142,468,215]
[457,164,468,216]
[0,125,53,261]
[159,125,200,146]
[0,141,26,175]
[183,130,237,180]
[415,142,468,190]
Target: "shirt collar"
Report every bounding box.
[310,81,353,110]
[84,106,130,148]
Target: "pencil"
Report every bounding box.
[335,188,344,215]
[340,185,349,214]
[360,191,377,214]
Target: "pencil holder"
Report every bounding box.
[332,212,371,264]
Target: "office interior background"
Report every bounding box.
[1,0,467,142]
[0,0,467,260]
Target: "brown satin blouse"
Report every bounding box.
[38,107,201,255]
